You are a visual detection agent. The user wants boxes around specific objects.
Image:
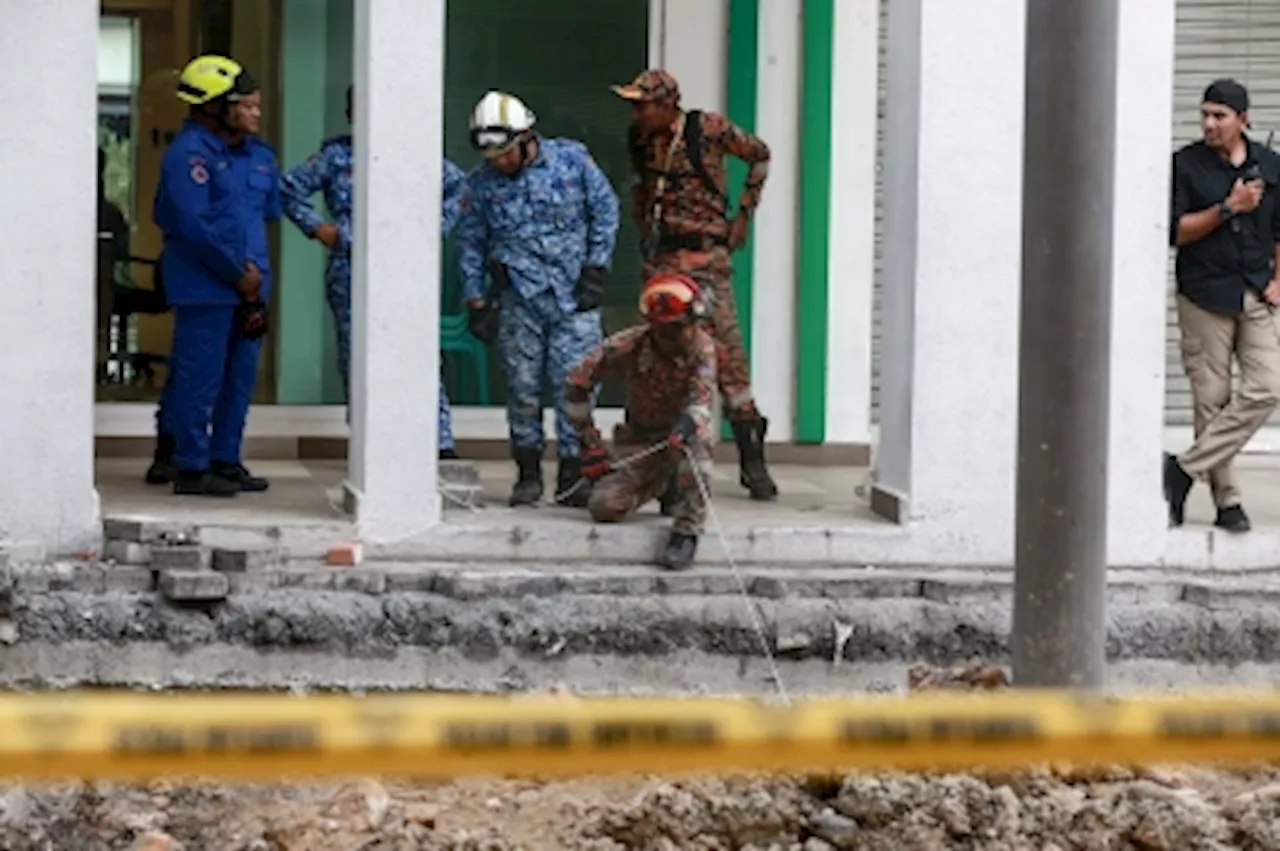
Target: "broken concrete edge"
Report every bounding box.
[7,590,1280,669]
[6,559,1280,608]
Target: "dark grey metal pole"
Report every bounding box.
[1011,0,1118,689]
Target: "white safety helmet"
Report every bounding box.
[469,90,537,157]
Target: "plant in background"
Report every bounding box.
[97,124,134,225]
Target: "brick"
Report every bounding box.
[104,540,152,565]
[212,546,283,573]
[0,543,46,565]
[103,517,198,545]
[921,580,1009,605]
[159,570,229,602]
[151,546,210,571]
[14,563,76,593]
[327,542,363,566]
[1182,585,1280,610]
[750,576,789,600]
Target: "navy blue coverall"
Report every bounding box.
[153,119,282,472]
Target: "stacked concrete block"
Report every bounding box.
[438,460,484,510]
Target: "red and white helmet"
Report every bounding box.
[639,272,707,324]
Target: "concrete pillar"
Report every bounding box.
[823,0,878,446]
[750,0,801,442]
[1107,0,1175,566]
[870,0,1025,561]
[0,0,101,555]
[345,0,443,541]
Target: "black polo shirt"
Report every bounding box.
[1170,138,1280,315]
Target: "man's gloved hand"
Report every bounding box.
[581,444,612,481]
[668,412,698,448]
[239,299,270,341]
[467,301,500,345]
[574,265,607,312]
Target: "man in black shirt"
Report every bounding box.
[1165,79,1280,533]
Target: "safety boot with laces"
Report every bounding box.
[509,446,544,507]
[172,469,240,498]
[731,416,779,501]
[212,461,269,493]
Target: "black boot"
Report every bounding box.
[145,433,177,485]
[659,531,698,571]
[1163,452,1193,527]
[211,461,269,493]
[1215,504,1251,533]
[658,471,679,517]
[731,416,778,501]
[555,456,590,508]
[509,446,544,507]
[172,469,239,498]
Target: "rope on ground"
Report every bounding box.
[683,443,791,707]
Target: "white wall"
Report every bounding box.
[824,0,878,445]
[0,0,101,555]
[1108,0,1175,565]
[655,0,727,112]
[750,0,801,443]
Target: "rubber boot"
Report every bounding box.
[731,416,779,501]
[509,446,544,507]
[659,531,698,571]
[211,461,269,493]
[145,433,177,485]
[172,469,240,498]
[555,456,590,508]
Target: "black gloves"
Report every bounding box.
[468,302,500,345]
[669,412,698,448]
[574,265,607,312]
[238,299,269,341]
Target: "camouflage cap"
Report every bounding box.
[611,69,680,105]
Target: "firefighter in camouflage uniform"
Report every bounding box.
[613,68,778,502]
[565,272,717,571]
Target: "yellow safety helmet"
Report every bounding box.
[176,54,255,106]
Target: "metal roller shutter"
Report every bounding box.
[1167,0,1280,424]
[870,0,1280,426]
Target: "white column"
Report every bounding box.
[0,0,100,556]
[871,0,1025,561]
[1108,0,1174,565]
[346,0,442,541]
[824,0,878,445]
[751,0,801,443]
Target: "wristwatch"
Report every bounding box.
[1221,199,1236,221]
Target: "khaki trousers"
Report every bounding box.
[1177,290,1280,507]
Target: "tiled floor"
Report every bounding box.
[94,456,883,531]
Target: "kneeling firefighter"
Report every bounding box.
[564,272,718,571]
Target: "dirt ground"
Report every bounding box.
[8,665,1279,850]
[5,765,1280,851]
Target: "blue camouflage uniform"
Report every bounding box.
[280,139,465,449]
[457,138,620,456]
[154,119,281,472]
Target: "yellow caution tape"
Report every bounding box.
[2,689,1280,779]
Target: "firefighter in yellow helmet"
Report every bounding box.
[147,55,282,496]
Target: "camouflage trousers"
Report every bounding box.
[645,248,759,422]
[588,425,712,536]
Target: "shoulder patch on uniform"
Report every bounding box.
[190,163,210,185]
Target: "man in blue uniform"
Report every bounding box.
[457,90,621,507]
[152,55,280,497]
[280,85,466,458]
